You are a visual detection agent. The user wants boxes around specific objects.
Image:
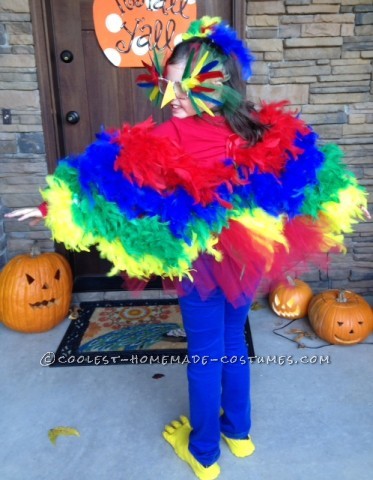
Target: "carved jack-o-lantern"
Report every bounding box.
[269,277,313,320]
[308,290,373,345]
[0,244,73,333]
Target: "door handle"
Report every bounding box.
[60,50,74,63]
[65,111,80,124]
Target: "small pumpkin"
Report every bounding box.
[308,290,373,345]
[0,243,73,333]
[269,276,313,320]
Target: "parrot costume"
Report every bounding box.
[40,99,367,306]
[40,16,367,308]
[38,16,368,479]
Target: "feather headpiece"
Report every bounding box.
[182,16,255,81]
[136,16,253,116]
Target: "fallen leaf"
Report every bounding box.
[294,334,305,343]
[68,306,82,320]
[48,426,80,445]
[251,302,264,311]
[152,373,165,380]
[288,328,316,347]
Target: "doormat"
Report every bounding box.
[51,299,255,367]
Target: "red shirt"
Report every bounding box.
[154,114,236,163]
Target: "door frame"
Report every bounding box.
[30,0,63,174]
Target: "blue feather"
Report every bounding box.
[233,130,326,217]
[210,22,255,80]
[191,92,223,106]
[200,60,220,73]
[137,82,156,88]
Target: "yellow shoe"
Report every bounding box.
[221,433,256,458]
[163,416,221,480]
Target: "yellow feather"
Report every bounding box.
[194,97,215,116]
[191,51,210,78]
[321,185,368,233]
[149,86,160,102]
[234,209,288,250]
[231,209,288,272]
[205,236,223,261]
[40,180,91,251]
[97,238,195,280]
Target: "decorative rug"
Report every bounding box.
[51,299,255,367]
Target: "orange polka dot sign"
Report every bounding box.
[93,0,197,68]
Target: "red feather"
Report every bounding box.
[192,86,216,93]
[113,118,243,206]
[136,61,159,85]
[197,71,225,81]
[232,101,311,177]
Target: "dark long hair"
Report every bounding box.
[166,37,269,146]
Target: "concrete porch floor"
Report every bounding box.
[1,290,372,480]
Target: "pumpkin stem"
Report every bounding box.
[286,275,296,287]
[30,241,40,257]
[337,290,348,303]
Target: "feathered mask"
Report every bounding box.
[136,16,254,117]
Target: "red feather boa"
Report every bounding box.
[113,118,243,207]
[114,103,311,210]
[232,101,310,176]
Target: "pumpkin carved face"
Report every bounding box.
[269,277,313,320]
[25,267,61,309]
[308,290,373,345]
[0,250,73,333]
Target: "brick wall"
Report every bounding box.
[0,0,53,268]
[246,0,373,296]
[0,0,372,297]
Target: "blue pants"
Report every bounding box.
[178,287,252,467]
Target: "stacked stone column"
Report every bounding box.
[247,0,373,296]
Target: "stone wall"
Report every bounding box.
[0,0,53,268]
[0,0,372,296]
[246,0,373,295]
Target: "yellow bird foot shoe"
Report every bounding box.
[163,416,221,480]
[221,433,256,458]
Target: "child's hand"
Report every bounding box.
[5,208,43,226]
[361,206,371,220]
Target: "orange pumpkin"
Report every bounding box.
[0,244,73,333]
[308,290,373,345]
[269,276,313,320]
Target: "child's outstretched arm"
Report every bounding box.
[5,207,43,226]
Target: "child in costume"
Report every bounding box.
[6,16,369,480]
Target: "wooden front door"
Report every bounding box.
[30,0,245,281]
